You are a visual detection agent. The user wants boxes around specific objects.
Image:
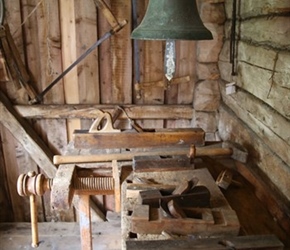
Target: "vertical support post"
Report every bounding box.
[78,195,92,250]
[112,160,121,212]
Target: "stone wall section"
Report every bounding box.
[192,0,226,140]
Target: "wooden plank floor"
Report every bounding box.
[0,219,121,250]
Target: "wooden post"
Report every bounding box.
[78,195,92,250]
[59,0,81,141]
[112,160,121,212]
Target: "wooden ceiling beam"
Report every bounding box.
[14,104,194,120]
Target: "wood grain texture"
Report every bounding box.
[110,0,132,104]
[73,128,205,149]
[14,104,194,119]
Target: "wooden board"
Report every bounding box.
[126,235,284,250]
[14,104,194,120]
[73,128,205,149]
[0,221,121,250]
[133,155,192,172]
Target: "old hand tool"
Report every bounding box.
[17,165,118,250]
[17,171,52,248]
[216,169,242,190]
[139,185,210,209]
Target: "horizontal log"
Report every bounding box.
[53,147,233,165]
[221,85,290,167]
[237,62,290,119]
[14,104,194,120]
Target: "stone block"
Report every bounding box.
[218,61,233,83]
[192,111,218,133]
[197,24,224,63]
[193,80,221,111]
[199,2,226,24]
[197,63,220,80]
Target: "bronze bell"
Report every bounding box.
[131,0,213,40]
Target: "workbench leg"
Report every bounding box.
[78,195,92,250]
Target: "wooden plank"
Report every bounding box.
[75,0,99,130]
[110,0,132,104]
[0,221,121,250]
[0,125,28,222]
[14,104,194,120]
[166,40,196,128]
[221,85,290,173]
[0,129,14,222]
[59,0,81,141]
[73,128,205,149]
[235,161,290,237]
[126,235,284,250]
[236,61,290,120]
[98,0,113,104]
[0,90,56,178]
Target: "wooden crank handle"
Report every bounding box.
[30,194,39,248]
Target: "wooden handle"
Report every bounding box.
[54,147,233,165]
[30,195,39,248]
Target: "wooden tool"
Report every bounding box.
[17,166,119,250]
[17,171,52,248]
[130,168,240,237]
[139,186,211,209]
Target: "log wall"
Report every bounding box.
[218,0,290,204]
[0,0,225,222]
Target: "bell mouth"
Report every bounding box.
[131,27,213,41]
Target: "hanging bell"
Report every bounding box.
[131,0,213,40]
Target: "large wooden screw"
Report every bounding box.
[17,171,52,248]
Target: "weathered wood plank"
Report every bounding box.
[221,85,290,166]
[236,61,290,119]
[0,129,14,222]
[14,104,194,119]
[222,85,290,145]
[59,0,81,141]
[75,0,99,130]
[240,16,290,50]
[73,128,205,149]
[0,221,121,250]
[98,0,113,104]
[218,104,290,202]
[126,235,284,250]
[110,0,132,104]
[0,90,56,178]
